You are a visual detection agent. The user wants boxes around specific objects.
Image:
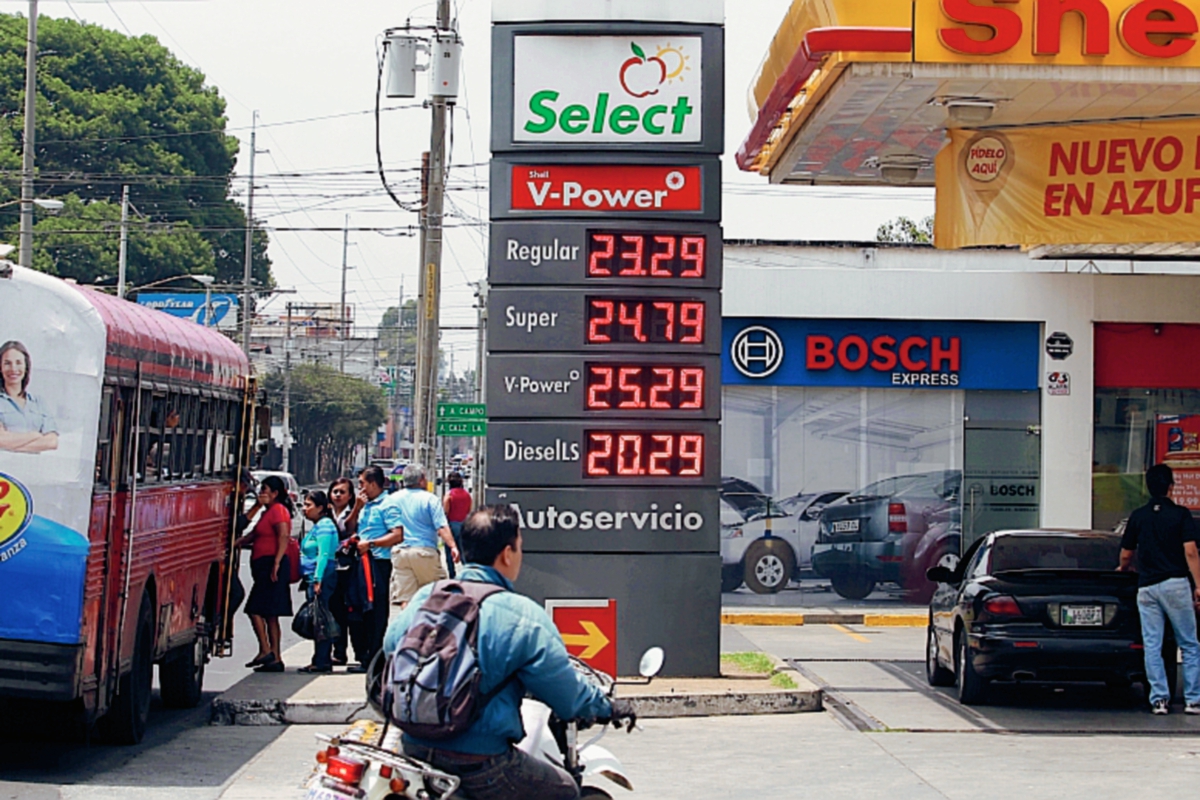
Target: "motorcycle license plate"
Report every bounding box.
[1061,605,1103,626]
[831,520,860,533]
[306,784,357,800]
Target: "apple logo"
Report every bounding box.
[619,42,667,99]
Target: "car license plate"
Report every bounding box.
[831,520,860,533]
[832,543,855,553]
[1061,605,1103,626]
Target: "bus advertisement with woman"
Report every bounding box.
[0,264,258,744]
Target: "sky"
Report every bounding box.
[7,0,935,375]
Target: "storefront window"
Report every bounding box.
[1093,388,1200,530]
[723,386,965,501]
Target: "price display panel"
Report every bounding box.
[487,354,721,420]
[488,287,721,354]
[488,421,720,488]
[489,221,722,288]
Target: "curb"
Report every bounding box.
[211,689,822,726]
[721,611,926,627]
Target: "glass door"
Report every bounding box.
[963,391,1042,548]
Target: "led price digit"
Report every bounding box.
[585,365,707,411]
[587,233,707,279]
[584,432,706,478]
[586,299,706,345]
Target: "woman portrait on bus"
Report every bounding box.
[235,473,294,673]
[0,340,59,453]
[299,490,340,673]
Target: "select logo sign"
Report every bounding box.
[512,165,702,213]
[514,36,702,144]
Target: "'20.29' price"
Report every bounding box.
[584,432,705,478]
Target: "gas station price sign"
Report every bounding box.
[487,354,721,420]
[490,220,723,288]
[488,287,721,354]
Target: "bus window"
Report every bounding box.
[142,392,167,484]
[95,388,114,486]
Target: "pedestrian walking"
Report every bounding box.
[235,474,294,673]
[298,490,340,673]
[327,476,359,666]
[388,464,460,608]
[1118,463,1200,714]
[348,466,404,670]
[443,471,472,579]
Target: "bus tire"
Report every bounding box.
[98,593,154,744]
[160,623,207,709]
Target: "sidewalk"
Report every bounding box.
[721,606,927,626]
[212,639,821,727]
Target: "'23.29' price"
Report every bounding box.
[584,432,705,478]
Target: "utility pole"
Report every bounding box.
[474,282,487,507]
[414,0,451,470]
[116,185,130,298]
[340,215,349,373]
[241,111,258,356]
[282,303,292,472]
[18,0,37,269]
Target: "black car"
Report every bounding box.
[926,530,1157,705]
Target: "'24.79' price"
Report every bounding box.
[586,299,706,345]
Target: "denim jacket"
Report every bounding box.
[383,564,613,755]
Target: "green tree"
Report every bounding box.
[0,13,271,287]
[876,215,934,244]
[264,364,387,484]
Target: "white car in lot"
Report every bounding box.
[721,491,849,594]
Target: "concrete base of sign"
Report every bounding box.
[721,610,927,627]
[211,643,820,726]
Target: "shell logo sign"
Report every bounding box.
[514,35,702,144]
[916,0,1200,67]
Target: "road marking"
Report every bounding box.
[831,624,870,643]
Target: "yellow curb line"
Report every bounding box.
[862,614,927,628]
[721,613,805,626]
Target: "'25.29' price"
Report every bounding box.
[584,432,705,478]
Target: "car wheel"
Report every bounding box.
[829,572,876,601]
[743,539,796,595]
[721,564,743,593]
[97,594,154,744]
[160,622,208,709]
[926,626,955,687]
[956,630,988,706]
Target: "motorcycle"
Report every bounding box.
[303,647,663,799]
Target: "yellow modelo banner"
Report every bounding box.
[935,120,1200,248]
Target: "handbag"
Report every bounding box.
[287,535,302,584]
[292,599,316,640]
[292,596,340,642]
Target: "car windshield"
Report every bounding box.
[989,536,1121,572]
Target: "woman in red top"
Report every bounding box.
[235,474,294,672]
[443,472,472,578]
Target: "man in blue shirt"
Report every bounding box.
[385,505,635,799]
[387,464,460,608]
[348,466,404,670]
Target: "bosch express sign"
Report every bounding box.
[723,319,1041,391]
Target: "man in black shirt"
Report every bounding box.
[1119,464,1200,714]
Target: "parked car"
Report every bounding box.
[250,470,301,507]
[925,530,1156,706]
[812,470,961,600]
[720,490,849,594]
[907,504,963,604]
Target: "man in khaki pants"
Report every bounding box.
[386,464,460,608]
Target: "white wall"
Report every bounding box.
[724,243,1200,528]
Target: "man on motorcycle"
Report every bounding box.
[382,504,635,799]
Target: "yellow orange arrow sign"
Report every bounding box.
[561,620,611,660]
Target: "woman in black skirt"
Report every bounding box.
[235,474,294,672]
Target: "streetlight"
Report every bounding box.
[1,197,63,213]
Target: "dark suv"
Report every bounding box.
[811,470,961,600]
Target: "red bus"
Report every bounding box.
[0,264,261,743]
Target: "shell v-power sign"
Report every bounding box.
[487,1,726,678]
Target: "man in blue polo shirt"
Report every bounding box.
[387,464,460,608]
[350,465,405,669]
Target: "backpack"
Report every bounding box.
[377,580,509,740]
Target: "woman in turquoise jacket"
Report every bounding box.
[300,490,340,673]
